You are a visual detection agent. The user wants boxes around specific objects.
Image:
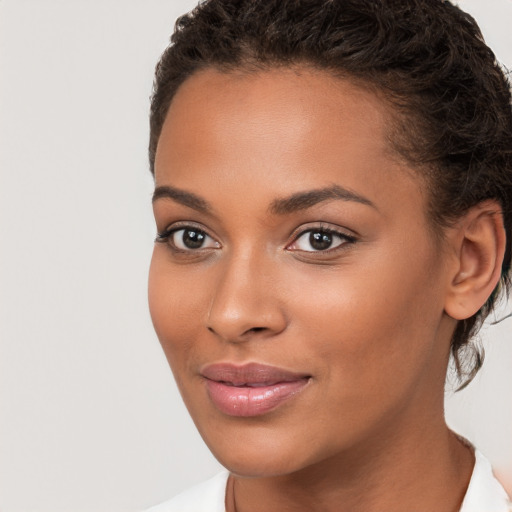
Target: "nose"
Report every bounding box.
[206,252,287,343]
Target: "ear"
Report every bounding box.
[444,200,506,321]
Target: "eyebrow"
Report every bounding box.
[152,183,376,216]
[269,185,376,215]
[152,185,212,213]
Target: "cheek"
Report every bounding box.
[148,250,207,372]
[285,247,446,388]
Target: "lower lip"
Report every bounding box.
[205,378,310,417]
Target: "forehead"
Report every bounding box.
[154,66,427,222]
[157,67,394,171]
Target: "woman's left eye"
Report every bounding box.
[288,228,355,252]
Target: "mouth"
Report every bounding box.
[200,363,311,417]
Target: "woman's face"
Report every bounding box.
[149,68,456,476]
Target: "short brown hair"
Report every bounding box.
[149,0,512,388]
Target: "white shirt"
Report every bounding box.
[145,450,511,512]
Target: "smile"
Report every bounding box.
[201,363,311,417]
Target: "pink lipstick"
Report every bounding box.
[201,363,310,417]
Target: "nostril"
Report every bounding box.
[206,325,265,334]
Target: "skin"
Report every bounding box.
[149,67,479,512]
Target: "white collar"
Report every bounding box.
[459,450,511,512]
[145,451,511,511]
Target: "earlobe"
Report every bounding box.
[444,201,506,321]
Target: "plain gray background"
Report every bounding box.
[0,1,511,510]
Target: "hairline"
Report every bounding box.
[152,61,452,247]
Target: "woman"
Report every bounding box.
[145,0,512,510]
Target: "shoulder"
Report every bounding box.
[460,450,511,512]
[144,471,229,512]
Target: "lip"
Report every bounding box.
[201,363,311,417]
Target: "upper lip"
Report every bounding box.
[200,362,311,387]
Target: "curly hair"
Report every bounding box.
[149,0,512,388]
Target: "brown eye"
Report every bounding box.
[309,231,334,250]
[170,228,219,250]
[288,228,354,252]
[174,229,206,249]
[153,226,221,251]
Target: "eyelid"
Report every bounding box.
[155,221,221,249]
[286,223,357,252]
[157,220,212,238]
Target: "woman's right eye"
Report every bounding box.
[156,227,220,251]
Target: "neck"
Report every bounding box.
[229,416,474,512]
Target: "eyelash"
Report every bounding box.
[155,223,357,255]
[288,225,357,254]
[155,223,219,252]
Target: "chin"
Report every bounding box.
[214,450,310,479]
[197,419,329,478]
